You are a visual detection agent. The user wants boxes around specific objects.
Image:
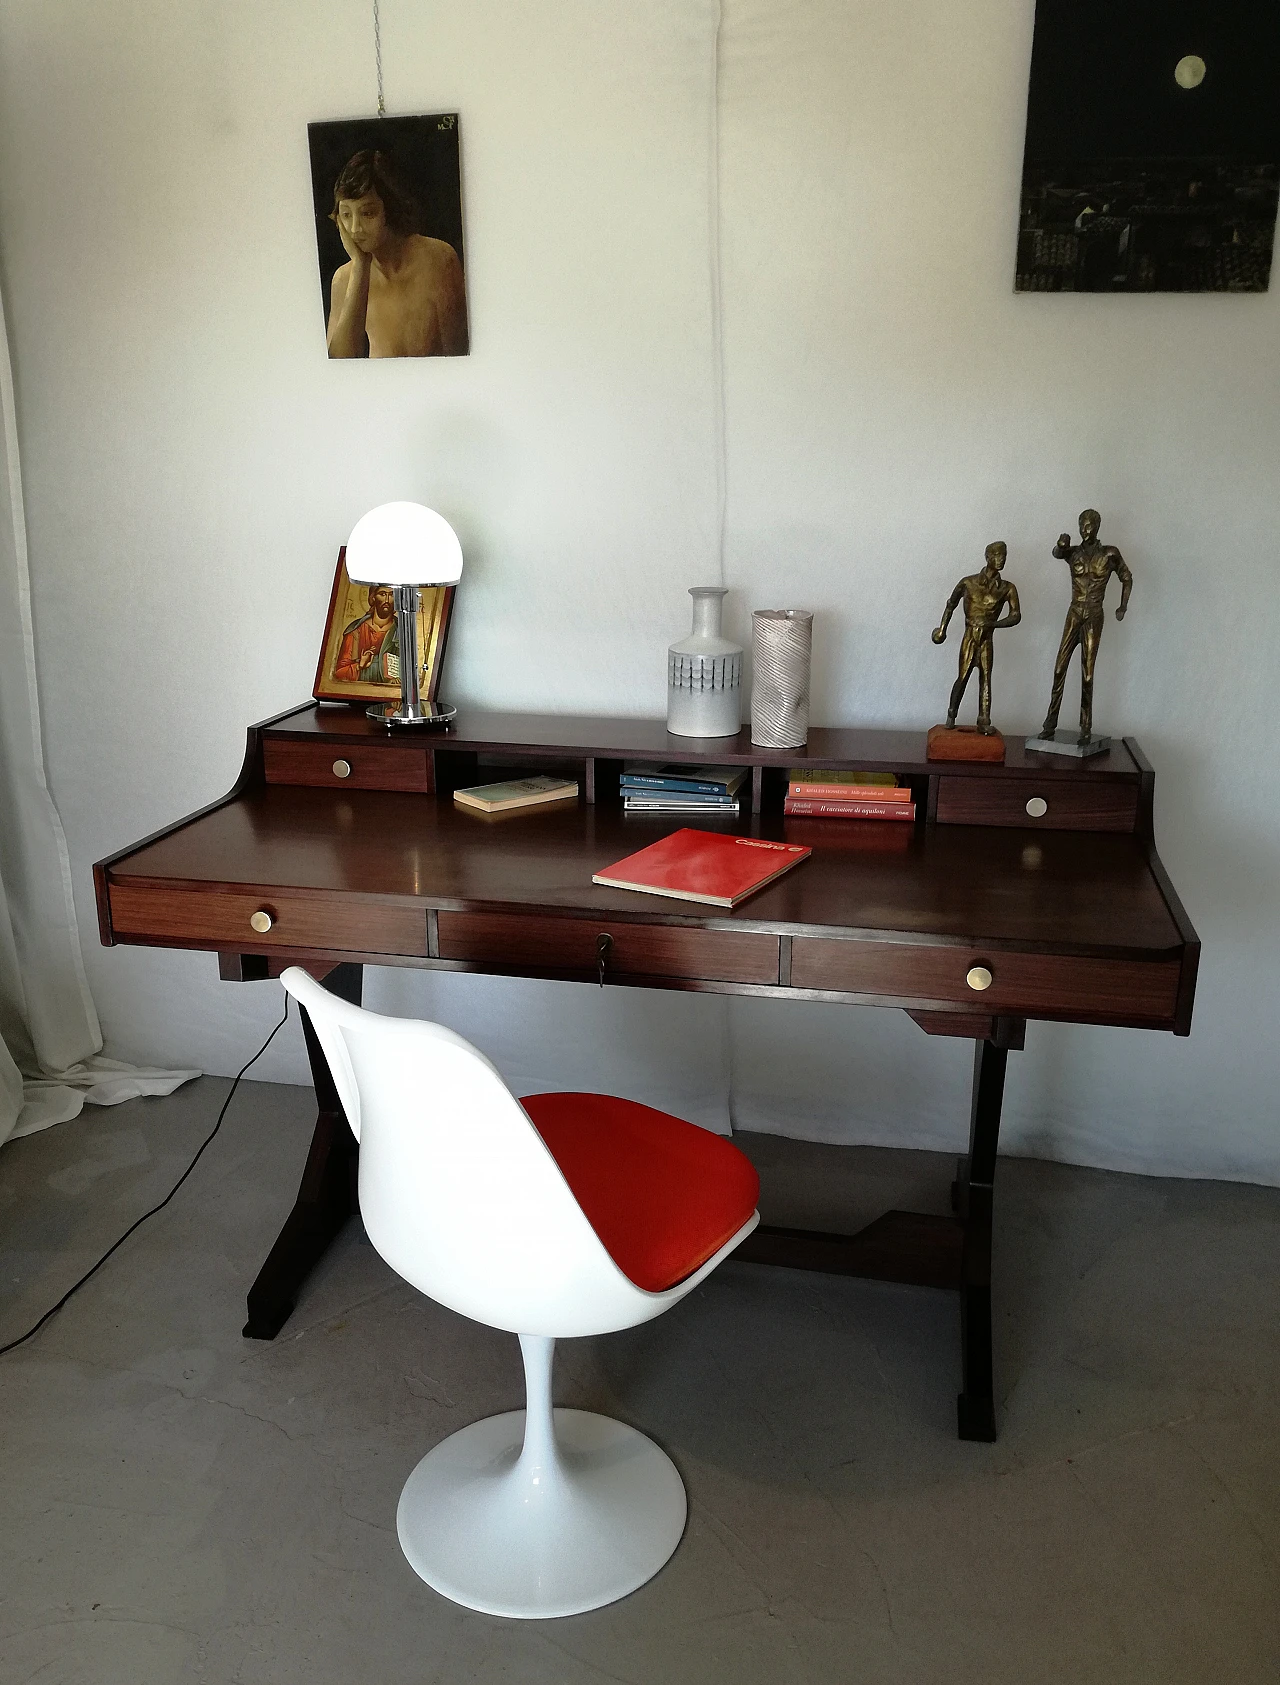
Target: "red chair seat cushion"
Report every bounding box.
[521,1092,760,1293]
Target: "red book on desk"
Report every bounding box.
[593,829,811,908]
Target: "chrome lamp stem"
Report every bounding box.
[365,584,456,728]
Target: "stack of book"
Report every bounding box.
[620,763,747,817]
[783,769,915,821]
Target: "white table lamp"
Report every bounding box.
[345,502,463,727]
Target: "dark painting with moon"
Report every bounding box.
[1016,1,1280,291]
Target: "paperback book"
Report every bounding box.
[453,775,579,814]
[787,769,909,802]
[623,789,740,810]
[783,797,915,820]
[593,829,810,908]
[621,763,748,797]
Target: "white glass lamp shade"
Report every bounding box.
[345,502,463,586]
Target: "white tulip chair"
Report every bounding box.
[279,967,760,1619]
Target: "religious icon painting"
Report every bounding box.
[1015,0,1280,291]
[313,549,456,705]
[307,113,469,356]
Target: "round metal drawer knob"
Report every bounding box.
[1025,796,1048,818]
[332,759,352,779]
[966,965,993,992]
[249,910,275,934]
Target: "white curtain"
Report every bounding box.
[0,283,196,1147]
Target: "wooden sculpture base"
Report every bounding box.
[927,725,1005,763]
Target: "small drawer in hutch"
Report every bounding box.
[935,776,1138,832]
[263,738,432,793]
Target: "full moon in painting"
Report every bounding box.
[1174,55,1207,88]
[1016,1,1280,291]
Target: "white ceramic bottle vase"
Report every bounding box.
[667,586,743,738]
[750,609,813,748]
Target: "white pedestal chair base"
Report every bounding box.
[397,1406,688,1618]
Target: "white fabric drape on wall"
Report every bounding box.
[0,281,196,1147]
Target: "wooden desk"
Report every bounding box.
[94,704,1199,1440]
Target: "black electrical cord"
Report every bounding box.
[0,996,291,1357]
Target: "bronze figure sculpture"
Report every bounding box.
[1036,509,1132,748]
[931,541,1022,736]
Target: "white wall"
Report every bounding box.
[0,0,1276,1181]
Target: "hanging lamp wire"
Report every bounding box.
[374,0,386,115]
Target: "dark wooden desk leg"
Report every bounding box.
[243,963,363,1340]
[955,1034,1010,1442]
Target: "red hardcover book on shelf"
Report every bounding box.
[787,780,911,802]
[592,829,811,908]
[783,797,916,820]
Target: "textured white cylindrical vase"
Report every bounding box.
[750,609,812,748]
[667,587,743,738]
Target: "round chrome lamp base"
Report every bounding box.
[367,701,457,728]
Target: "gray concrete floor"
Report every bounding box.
[1,1077,1278,1685]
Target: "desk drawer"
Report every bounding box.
[437,911,779,985]
[935,776,1138,832]
[109,883,427,956]
[790,937,1179,1022]
[263,738,432,793]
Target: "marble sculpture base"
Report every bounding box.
[1023,730,1112,759]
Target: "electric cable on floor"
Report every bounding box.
[0,997,291,1357]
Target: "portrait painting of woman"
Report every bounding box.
[308,115,469,358]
